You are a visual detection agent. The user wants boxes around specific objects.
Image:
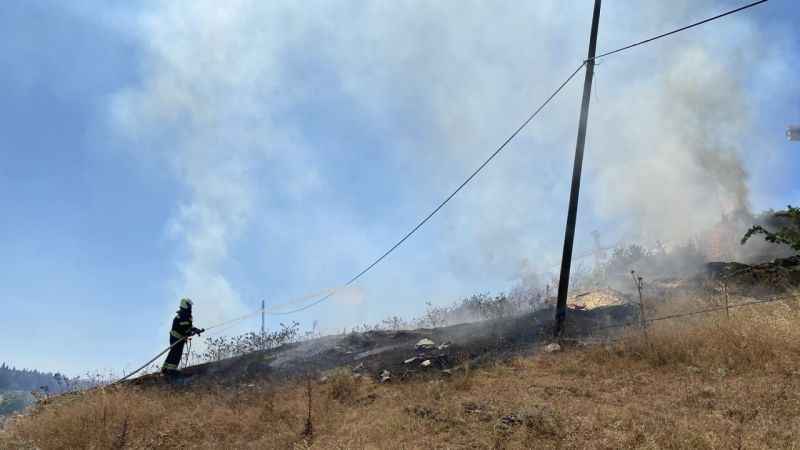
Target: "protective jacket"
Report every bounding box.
[162,308,203,373]
[170,309,202,340]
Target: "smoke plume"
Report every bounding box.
[109,0,786,327]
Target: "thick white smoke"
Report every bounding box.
[591,46,752,245]
[109,0,785,327]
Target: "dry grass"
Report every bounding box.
[3,299,800,449]
[327,368,358,404]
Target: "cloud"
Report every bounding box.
[110,0,788,327]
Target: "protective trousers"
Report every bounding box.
[162,336,186,372]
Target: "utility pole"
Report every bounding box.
[554,0,602,337]
[261,299,266,350]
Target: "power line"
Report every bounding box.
[271,290,337,315]
[120,2,775,380]
[211,2,772,320]
[591,0,768,61]
[346,64,588,287]
[270,62,588,316]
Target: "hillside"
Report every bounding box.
[2,265,799,449]
[0,365,69,395]
[2,302,799,449]
[0,365,79,420]
[128,296,636,388]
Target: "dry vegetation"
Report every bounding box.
[3,298,800,450]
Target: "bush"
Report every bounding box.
[742,205,800,254]
[197,322,300,362]
[407,292,542,329]
[597,242,706,282]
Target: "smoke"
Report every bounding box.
[332,287,366,307]
[109,2,320,323]
[662,47,750,215]
[591,45,753,246]
[108,0,785,326]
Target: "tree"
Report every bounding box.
[741,205,800,254]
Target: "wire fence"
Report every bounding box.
[587,293,797,334]
[562,262,799,346]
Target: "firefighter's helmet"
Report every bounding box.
[179,298,193,310]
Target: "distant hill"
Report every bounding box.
[0,363,68,394]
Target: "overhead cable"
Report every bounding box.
[269,62,588,315]
[279,0,771,317]
[591,0,768,61]
[209,2,773,319]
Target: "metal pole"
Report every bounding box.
[723,284,730,319]
[632,271,649,344]
[554,0,602,337]
[261,299,266,350]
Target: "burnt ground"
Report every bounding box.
[129,303,638,388]
[127,256,799,389]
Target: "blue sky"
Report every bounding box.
[1,0,798,375]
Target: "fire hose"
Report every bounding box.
[113,286,344,384]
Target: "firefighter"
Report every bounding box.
[162,298,204,376]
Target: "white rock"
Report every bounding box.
[420,359,432,367]
[379,370,391,383]
[416,338,436,350]
[544,343,562,353]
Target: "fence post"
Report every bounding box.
[631,270,649,345]
[723,282,730,319]
[261,299,266,351]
